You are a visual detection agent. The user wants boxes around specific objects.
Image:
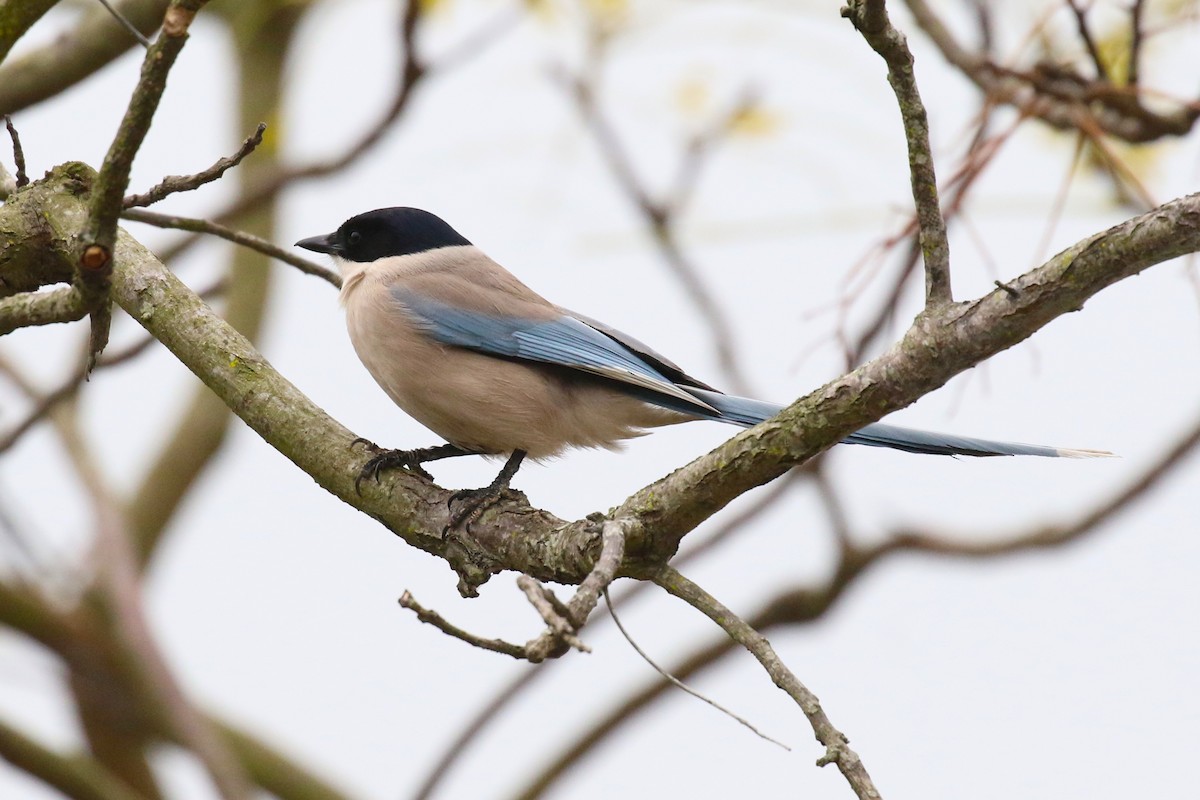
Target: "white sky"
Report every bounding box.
[2,1,1199,798]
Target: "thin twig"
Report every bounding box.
[123,123,266,208]
[1065,0,1107,81]
[654,566,880,799]
[409,480,800,799]
[518,406,1200,797]
[0,324,177,455]
[841,103,1018,368]
[4,116,28,188]
[562,70,754,394]
[82,0,212,373]
[57,397,252,800]
[93,0,153,48]
[121,208,341,287]
[86,0,211,259]
[517,577,590,655]
[398,591,528,659]
[564,518,627,626]
[604,588,789,750]
[0,714,144,800]
[1128,0,1145,85]
[147,0,517,272]
[398,521,627,664]
[844,0,952,309]
[901,0,1200,144]
[0,286,89,336]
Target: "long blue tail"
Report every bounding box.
[686,388,1111,458]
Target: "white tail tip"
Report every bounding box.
[1055,447,1117,458]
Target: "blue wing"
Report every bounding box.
[391,288,718,416]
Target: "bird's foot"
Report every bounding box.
[444,485,507,533]
[442,449,527,535]
[353,444,436,493]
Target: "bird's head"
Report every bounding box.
[295,207,471,263]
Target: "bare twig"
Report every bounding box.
[65,409,252,800]
[147,0,518,273]
[409,475,802,799]
[655,566,880,799]
[518,518,628,661]
[93,0,153,48]
[604,588,789,750]
[518,407,1200,797]
[0,0,170,114]
[0,325,175,455]
[517,577,590,655]
[0,285,89,336]
[398,591,529,659]
[901,0,1200,143]
[82,0,212,373]
[1065,0,1107,81]
[398,520,627,663]
[837,103,1019,368]
[0,714,144,800]
[563,71,753,394]
[564,518,627,625]
[1128,0,1145,85]
[122,208,341,286]
[4,115,28,188]
[844,0,952,309]
[87,0,211,258]
[123,123,266,208]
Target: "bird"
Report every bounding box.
[296,207,1110,526]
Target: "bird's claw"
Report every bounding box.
[443,485,506,535]
[354,448,435,494]
[351,437,381,453]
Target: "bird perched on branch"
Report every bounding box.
[297,207,1109,526]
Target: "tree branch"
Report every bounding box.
[9,164,1200,596]
[0,0,60,64]
[0,284,88,335]
[79,0,210,371]
[4,115,28,188]
[901,0,1200,143]
[123,1,302,570]
[86,0,210,260]
[399,520,627,661]
[655,566,879,798]
[843,0,952,308]
[563,70,754,393]
[411,470,806,799]
[123,122,266,208]
[121,208,339,286]
[0,0,170,115]
[521,402,1200,795]
[0,714,144,800]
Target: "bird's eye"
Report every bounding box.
[347,230,362,245]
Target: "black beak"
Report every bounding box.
[295,232,341,255]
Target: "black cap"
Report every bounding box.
[295,207,471,262]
